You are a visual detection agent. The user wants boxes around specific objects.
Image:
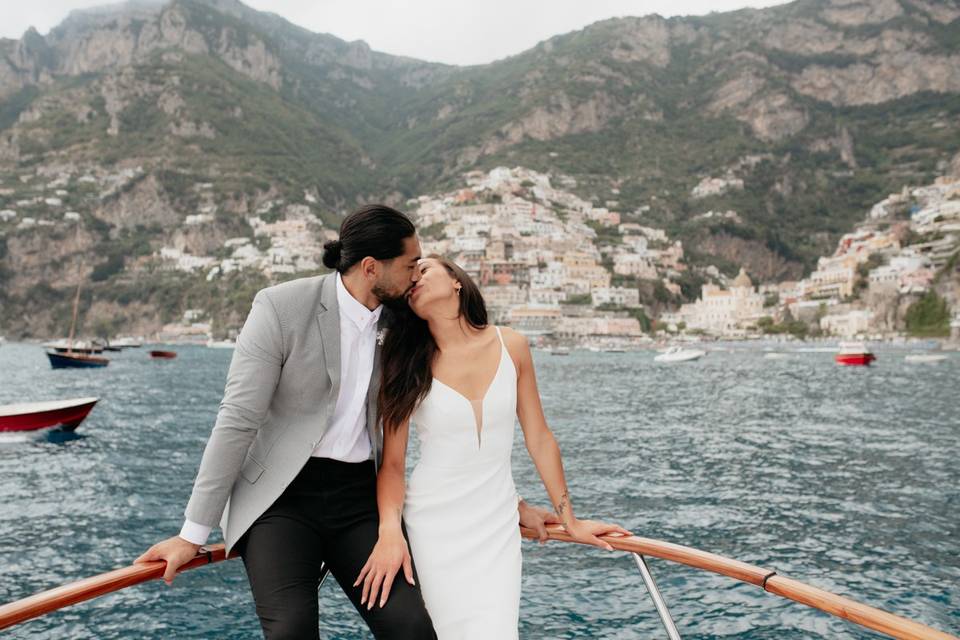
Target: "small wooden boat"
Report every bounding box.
[45,341,103,355]
[47,278,110,368]
[149,350,177,359]
[47,352,109,368]
[835,342,876,366]
[548,347,570,356]
[0,397,98,433]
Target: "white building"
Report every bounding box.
[807,255,857,299]
[591,287,641,308]
[613,253,657,279]
[679,268,765,333]
[820,310,874,337]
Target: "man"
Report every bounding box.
[137,204,557,639]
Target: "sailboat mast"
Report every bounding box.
[67,279,82,353]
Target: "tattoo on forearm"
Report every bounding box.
[555,491,570,524]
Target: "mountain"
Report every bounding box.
[1,0,959,337]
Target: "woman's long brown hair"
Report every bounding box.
[378,255,488,432]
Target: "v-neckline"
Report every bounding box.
[431,331,505,447]
[432,339,504,406]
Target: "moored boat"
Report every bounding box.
[205,339,235,349]
[46,351,110,368]
[835,342,876,366]
[43,340,103,355]
[654,346,706,363]
[47,278,111,369]
[111,336,143,348]
[149,350,177,359]
[904,354,947,364]
[0,397,99,433]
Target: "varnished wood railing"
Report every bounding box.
[0,528,955,640]
[0,545,237,630]
[521,525,957,640]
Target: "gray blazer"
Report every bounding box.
[184,273,387,553]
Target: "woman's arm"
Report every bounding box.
[504,328,631,549]
[355,418,415,609]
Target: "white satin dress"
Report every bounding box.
[404,327,522,639]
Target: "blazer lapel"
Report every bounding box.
[317,274,341,392]
[366,309,391,465]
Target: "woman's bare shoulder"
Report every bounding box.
[497,326,532,364]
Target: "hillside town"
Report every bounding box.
[1,163,957,345]
[408,167,687,347]
[663,172,960,340]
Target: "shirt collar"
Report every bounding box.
[336,272,383,331]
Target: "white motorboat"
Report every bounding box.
[206,339,236,349]
[111,336,143,348]
[654,346,706,363]
[904,354,948,364]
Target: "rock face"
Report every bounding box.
[792,53,960,106]
[2,0,960,336]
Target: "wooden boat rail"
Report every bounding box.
[0,525,955,639]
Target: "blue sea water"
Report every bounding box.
[0,342,957,639]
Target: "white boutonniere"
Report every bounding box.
[376,328,387,346]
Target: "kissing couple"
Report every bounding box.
[137,205,628,638]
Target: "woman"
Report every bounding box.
[356,256,629,638]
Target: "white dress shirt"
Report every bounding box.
[180,273,382,545]
[312,273,381,461]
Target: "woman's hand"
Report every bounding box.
[563,518,632,551]
[354,525,414,609]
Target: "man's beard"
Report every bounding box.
[372,282,410,309]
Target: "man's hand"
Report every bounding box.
[518,499,562,544]
[135,536,202,585]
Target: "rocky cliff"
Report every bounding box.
[1,0,958,336]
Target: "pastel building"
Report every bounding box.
[679,268,765,333]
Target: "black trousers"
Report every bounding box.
[237,457,436,640]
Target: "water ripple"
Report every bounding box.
[0,344,957,638]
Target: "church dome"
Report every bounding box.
[732,267,752,289]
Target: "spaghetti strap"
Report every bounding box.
[494,325,506,348]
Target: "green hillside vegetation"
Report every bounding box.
[1,0,960,335]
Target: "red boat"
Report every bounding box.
[0,397,99,433]
[835,342,876,366]
[149,350,177,359]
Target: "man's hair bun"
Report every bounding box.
[322,239,342,270]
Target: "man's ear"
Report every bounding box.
[360,256,378,279]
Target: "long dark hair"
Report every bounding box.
[322,204,415,273]
[379,256,488,432]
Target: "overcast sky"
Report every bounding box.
[4,1,790,66]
